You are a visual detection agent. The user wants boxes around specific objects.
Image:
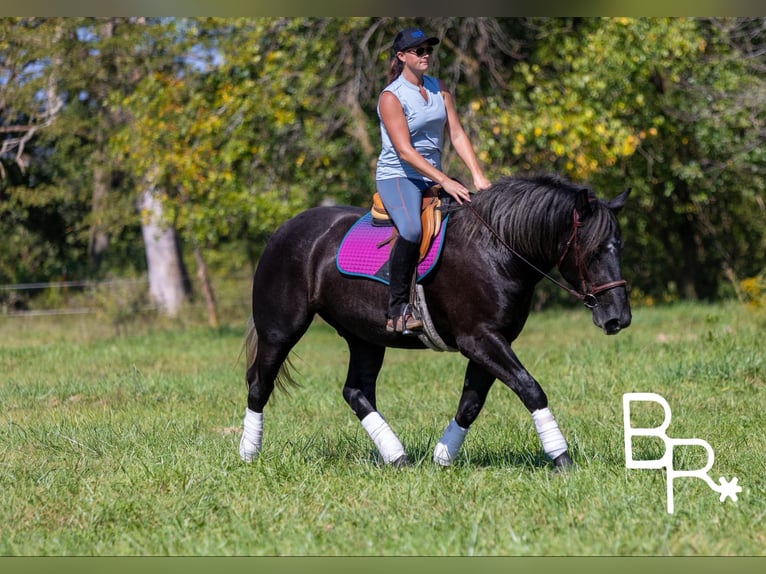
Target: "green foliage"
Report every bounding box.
[1,18,162,285]
[475,18,766,301]
[740,272,766,312]
[2,17,765,304]
[89,278,155,336]
[111,18,380,254]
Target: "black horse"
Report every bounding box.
[239,174,631,469]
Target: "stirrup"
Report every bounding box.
[386,304,423,335]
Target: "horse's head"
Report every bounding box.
[558,187,632,335]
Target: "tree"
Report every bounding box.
[473,17,766,302]
[112,18,380,324]
[52,18,194,315]
[1,18,71,290]
[3,17,765,314]
[1,19,182,289]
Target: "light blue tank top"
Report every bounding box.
[375,74,446,181]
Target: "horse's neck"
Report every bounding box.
[455,204,560,278]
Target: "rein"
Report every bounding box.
[463,201,626,309]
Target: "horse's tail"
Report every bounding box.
[243,315,298,393]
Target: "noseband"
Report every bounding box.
[465,203,626,309]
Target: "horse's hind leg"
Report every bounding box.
[341,335,407,466]
[239,314,311,463]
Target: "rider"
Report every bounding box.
[376,27,491,335]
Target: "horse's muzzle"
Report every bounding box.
[591,298,631,334]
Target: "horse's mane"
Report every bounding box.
[458,174,618,261]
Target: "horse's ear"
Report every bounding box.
[574,187,595,220]
[608,188,631,212]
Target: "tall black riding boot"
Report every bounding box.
[386,237,423,335]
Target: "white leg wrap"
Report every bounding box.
[239,408,263,463]
[532,407,568,460]
[433,418,469,466]
[361,412,406,464]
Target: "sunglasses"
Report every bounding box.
[406,45,434,57]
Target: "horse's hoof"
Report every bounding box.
[552,452,574,473]
[390,454,410,468]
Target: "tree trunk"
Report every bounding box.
[140,188,189,316]
[88,159,110,269]
[86,20,116,271]
[679,216,700,300]
[193,244,219,328]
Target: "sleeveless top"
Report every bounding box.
[375,74,446,182]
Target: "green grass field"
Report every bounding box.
[1,302,763,556]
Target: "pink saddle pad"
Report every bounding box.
[336,212,447,285]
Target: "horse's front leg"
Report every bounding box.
[455,330,573,469]
[433,360,494,465]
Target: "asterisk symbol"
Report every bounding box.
[718,476,742,503]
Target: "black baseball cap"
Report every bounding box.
[391,28,440,55]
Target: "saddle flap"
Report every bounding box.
[419,196,442,261]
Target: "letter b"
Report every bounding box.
[623,392,673,470]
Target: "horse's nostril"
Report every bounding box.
[604,318,621,334]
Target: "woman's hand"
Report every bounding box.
[441,178,472,204]
[473,173,492,192]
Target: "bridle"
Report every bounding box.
[464,202,627,309]
[555,207,627,308]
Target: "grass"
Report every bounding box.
[0,302,764,555]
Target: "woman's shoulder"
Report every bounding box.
[379,75,414,105]
[382,75,406,92]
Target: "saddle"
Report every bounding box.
[371,185,443,263]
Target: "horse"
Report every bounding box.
[239,174,631,469]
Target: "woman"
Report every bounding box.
[376,27,492,335]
